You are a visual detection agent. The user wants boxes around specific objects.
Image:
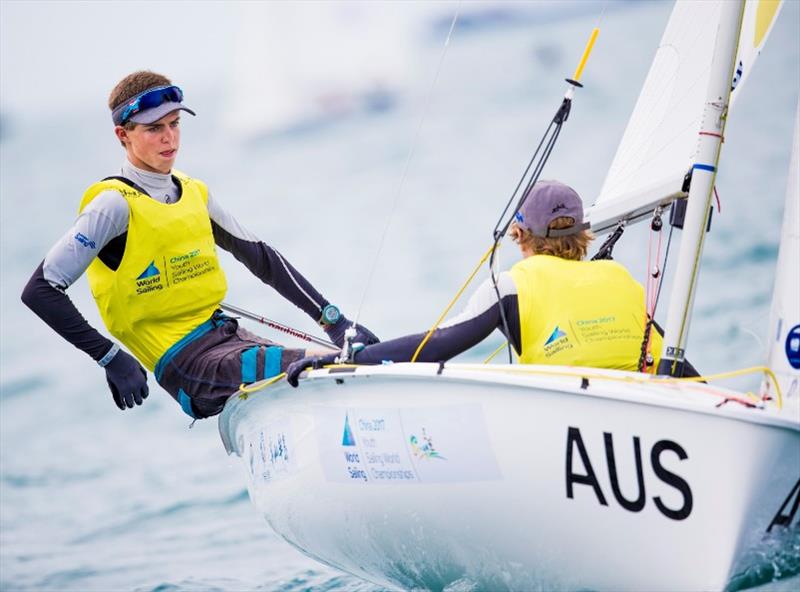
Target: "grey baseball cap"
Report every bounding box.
[128,101,195,125]
[514,180,590,237]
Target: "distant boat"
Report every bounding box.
[220,1,799,590]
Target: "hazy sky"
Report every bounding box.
[0,1,617,122]
[1,1,241,118]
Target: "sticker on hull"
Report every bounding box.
[247,417,296,483]
[315,404,501,484]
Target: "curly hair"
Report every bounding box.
[510,216,594,261]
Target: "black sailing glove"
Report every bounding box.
[324,316,380,349]
[104,349,149,410]
[286,352,339,387]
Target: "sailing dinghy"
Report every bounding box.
[219,2,799,590]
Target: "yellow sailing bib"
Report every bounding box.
[509,255,661,372]
[79,170,227,371]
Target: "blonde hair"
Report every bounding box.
[510,216,594,261]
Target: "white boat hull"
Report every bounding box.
[219,363,800,591]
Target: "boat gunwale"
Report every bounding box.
[220,362,799,454]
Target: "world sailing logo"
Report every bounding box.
[340,413,367,482]
[544,326,567,346]
[409,428,446,461]
[137,261,160,279]
[342,413,356,446]
[543,325,572,358]
[135,260,163,295]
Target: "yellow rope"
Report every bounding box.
[460,364,783,409]
[234,363,782,411]
[236,364,362,398]
[483,341,518,364]
[237,373,286,399]
[411,243,496,362]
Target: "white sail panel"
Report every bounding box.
[587,0,784,234]
[731,0,784,101]
[587,0,723,233]
[762,102,800,405]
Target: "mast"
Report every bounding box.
[657,0,747,377]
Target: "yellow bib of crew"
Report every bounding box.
[79,171,227,371]
[509,255,661,372]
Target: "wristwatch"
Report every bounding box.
[319,304,341,327]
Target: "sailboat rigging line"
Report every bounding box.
[654,223,675,312]
[646,209,665,314]
[410,244,494,363]
[593,1,609,29]
[238,373,287,398]
[461,365,783,410]
[489,247,515,363]
[490,119,557,240]
[590,220,626,260]
[483,341,510,364]
[351,5,461,327]
[412,24,600,364]
[639,208,665,372]
[490,106,566,362]
[639,221,675,371]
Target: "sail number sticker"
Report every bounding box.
[246,417,296,484]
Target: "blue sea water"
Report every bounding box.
[1,2,799,591]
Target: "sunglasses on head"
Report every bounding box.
[114,86,184,126]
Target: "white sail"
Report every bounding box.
[762,102,800,406]
[733,0,784,96]
[587,0,784,234]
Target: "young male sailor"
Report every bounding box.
[21,70,378,419]
[287,180,694,385]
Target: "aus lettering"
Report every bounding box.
[565,426,693,520]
